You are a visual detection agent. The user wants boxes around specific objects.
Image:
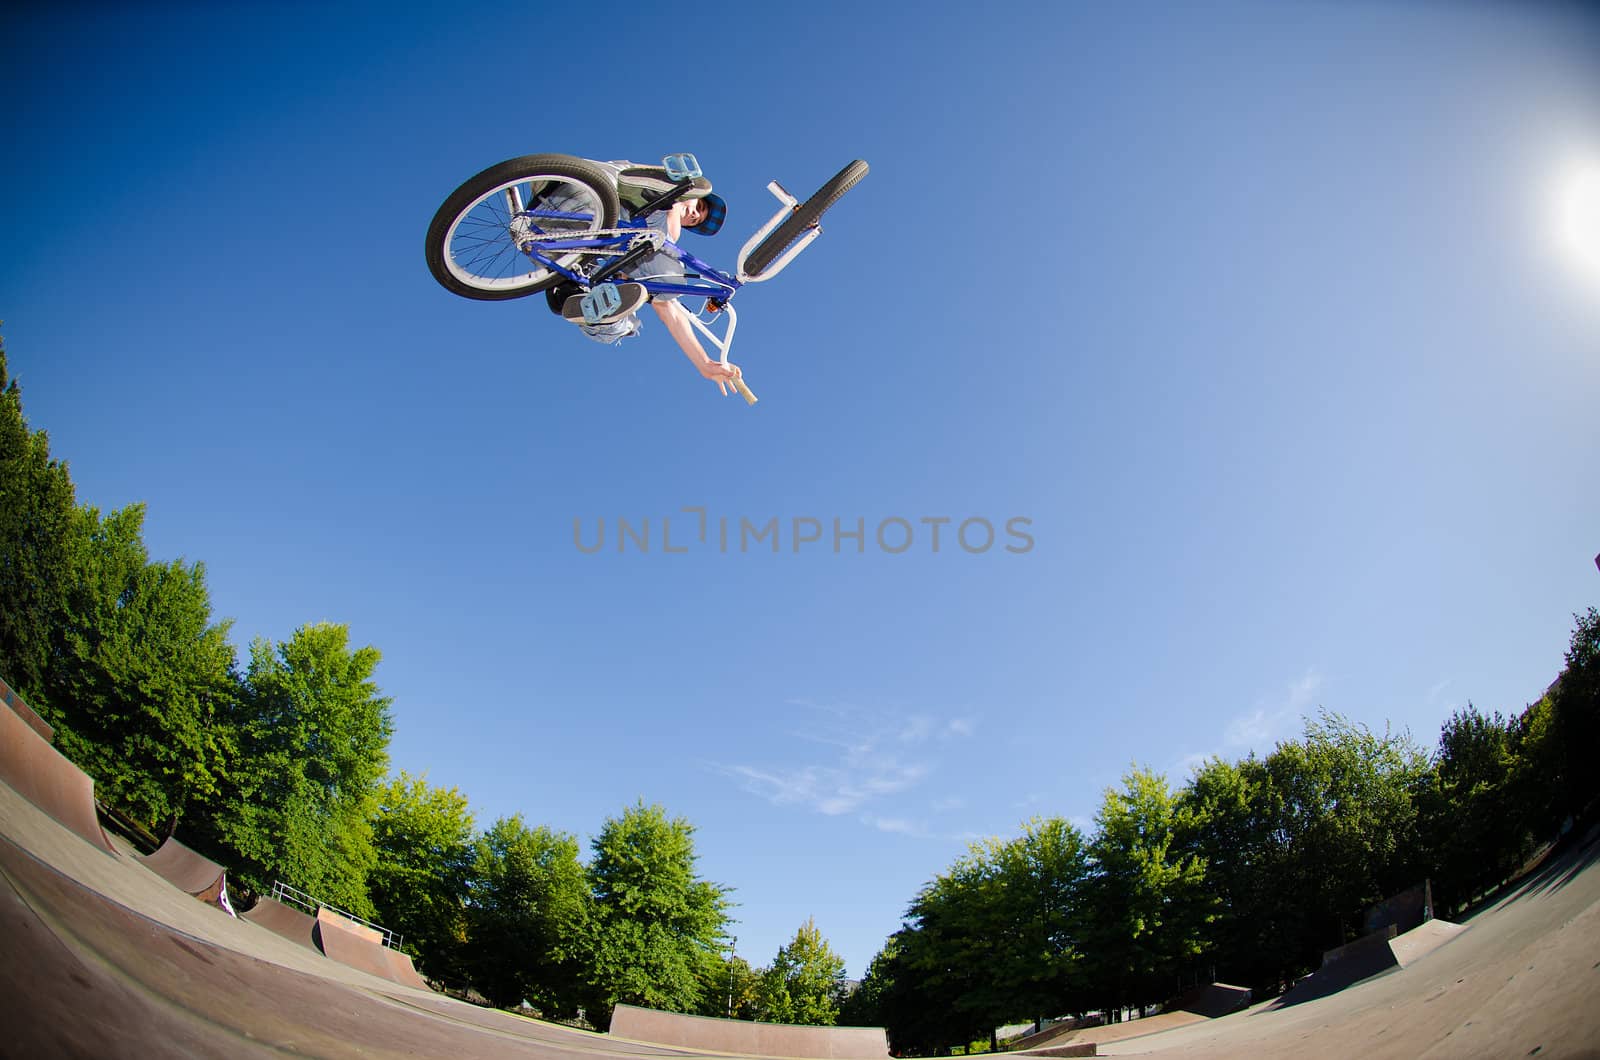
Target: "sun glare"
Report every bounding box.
[1553,156,1600,286]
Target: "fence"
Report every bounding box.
[269,879,403,950]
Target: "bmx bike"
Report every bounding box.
[424,153,869,404]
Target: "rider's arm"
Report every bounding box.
[652,299,740,394]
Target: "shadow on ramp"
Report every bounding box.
[1274,925,1399,1007]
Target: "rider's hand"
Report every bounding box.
[699,359,742,397]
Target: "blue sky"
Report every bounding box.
[4,1,1598,979]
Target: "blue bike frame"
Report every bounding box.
[517,210,742,304]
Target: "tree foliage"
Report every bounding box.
[1551,607,1600,819]
[369,771,476,984]
[0,338,76,708]
[46,504,238,831]
[581,802,731,1029]
[885,817,1091,1052]
[203,623,391,913]
[466,815,591,1011]
[755,917,847,1025]
[1084,768,1212,1011]
[696,953,760,1020]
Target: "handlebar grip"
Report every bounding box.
[733,376,757,405]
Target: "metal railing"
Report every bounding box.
[270,879,403,950]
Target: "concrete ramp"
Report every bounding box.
[315,907,426,990]
[0,675,53,743]
[1277,924,1400,1006]
[610,1004,889,1057]
[138,835,232,913]
[0,690,117,855]
[382,945,430,990]
[242,895,321,952]
[1275,917,1465,1008]
[1168,982,1252,1017]
[1388,917,1463,967]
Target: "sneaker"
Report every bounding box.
[563,282,648,326]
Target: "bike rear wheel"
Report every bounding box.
[743,159,869,279]
[425,154,621,300]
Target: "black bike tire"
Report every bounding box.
[425,154,622,300]
[742,159,869,279]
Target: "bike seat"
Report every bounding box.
[616,165,713,209]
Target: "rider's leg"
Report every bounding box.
[573,313,643,344]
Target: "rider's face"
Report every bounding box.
[681,198,708,227]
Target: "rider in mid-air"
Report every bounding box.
[552,160,744,396]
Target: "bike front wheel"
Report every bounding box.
[743,159,869,279]
[425,154,622,300]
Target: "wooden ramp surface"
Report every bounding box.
[0,693,117,855]
[315,908,422,989]
[610,1003,890,1058]
[138,835,226,896]
[242,895,321,952]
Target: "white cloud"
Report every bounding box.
[1223,668,1322,752]
[945,718,976,739]
[862,815,929,837]
[716,701,974,826]
[1178,668,1326,768]
[1173,750,1213,778]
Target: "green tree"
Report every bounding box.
[1417,706,1527,913]
[48,503,238,831]
[1083,768,1212,1016]
[0,336,77,707]
[581,802,732,1029]
[888,818,1092,1052]
[1267,713,1429,950]
[1550,607,1600,820]
[203,623,391,913]
[1177,755,1286,991]
[466,815,592,1012]
[696,952,760,1020]
[368,771,476,985]
[755,917,847,1025]
[1507,691,1562,840]
[837,938,898,1030]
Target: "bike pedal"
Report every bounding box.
[663,153,702,182]
[580,283,624,324]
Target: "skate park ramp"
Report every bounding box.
[0,687,117,854]
[1165,982,1252,1018]
[1012,984,1251,1054]
[315,906,430,990]
[0,673,54,742]
[610,1003,890,1057]
[242,893,322,951]
[1092,834,1600,1058]
[138,834,232,909]
[1275,923,1402,1006]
